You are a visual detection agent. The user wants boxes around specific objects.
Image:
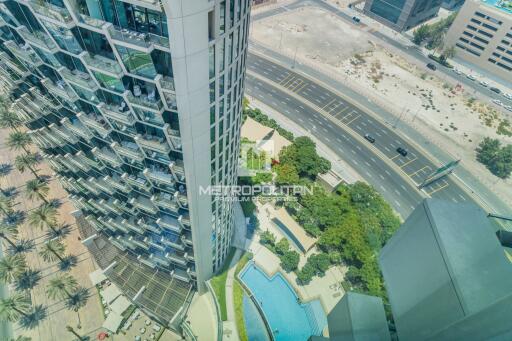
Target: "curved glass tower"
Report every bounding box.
[0,0,250,327]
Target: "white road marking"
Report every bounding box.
[459,194,467,201]
[380,185,386,191]
[394,189,400,195]
[365,171,372,178]
[353,160,359,165]
[379,174,385,180]
[394,200,401,207]
[384,146,390,152]
[385,170,391,176]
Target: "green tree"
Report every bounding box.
[28,204,59,235]
[440,46,456,63]
[66,325,85,341]
[6,131,32,154]
[275,163,299,185]
[275,238,290,255]
[14,153,40,179]
[0,222,19,251]
[0,196,14,217]
[476,138,512,179]
[0,254,27,284]
[296,263,315,285]
[412,25,431,45]
[279,137,330,178]
[46,274,78,300]
[39,239,66,264]
[280,250,299,272]
[0,110,22,132]
[0,293,31,323]
[307,253,331,276]
[25,179,50,205]
[14,269,41,292]
[259,230,276,247]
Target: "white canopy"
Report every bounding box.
[88,269,107,286]
[110,295,132,315]
[102,311,123,333]
[102,284,122,304]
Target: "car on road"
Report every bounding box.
[426,63,437,71]
[453,68,462,75]
[479,81,489,87]
[504,93,512,100]
[490,87,501,94]
[396,147,408,157]
[364,134,375,143]
[352,16,361,23]
[492,99,503,106]
[467,74,477,81]
[504,105,512,112]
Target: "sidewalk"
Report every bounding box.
[223,248,242,341]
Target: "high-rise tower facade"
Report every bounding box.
[0,0,250,326]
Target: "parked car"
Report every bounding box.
[427,63,437,71]
[479,81,489,87]
[352,16,361,23]
[364,134,375,143]
[504,105,512,112]
[504,93,512,100]
[467,74,476,81]
[396,147,408,157]
[490,87,501,94]
[492,99,503,106]
[453,68,462,75]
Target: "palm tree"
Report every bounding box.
[10,336,32,341]
[0,196,14,217]
[66,325,85,341]
[0,163,13,197]
[6,131,32,154]
[25,179,49,205]
[39,239,75,270]
[0,254,26,284]
[0,222,19,250]
[0,110,22,132]
[46,274,78,300]
[14,269,41,291]
[64,287,89,329]
[0,293,31,323]
[28,204,58,235]
[14,153,40,179]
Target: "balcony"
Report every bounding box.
[148,240,165,252]
[161,237,185,251]
[111,142,144,162]
[99,103,136,125]
[60,67,98,90]
[17,26,58,53]
[159,75,175,92]
[151,193,179,213]
[41,78,79,102]
[173,269,190,282]
[144,167,175,186]
[77,178,101,195]
[107,217,129,234]
[64,153,90,172]
[129,196,159,215]
[60,117,93,140]
[124,218,145,235]
[150,254,170,267]
[167,252,187,266]
[107,26,169,50]
[109,238,127,252]
[175,192,188,209]
[126,90,163,111]
[92,146,123,167]
[93,178,115,195]
[100,198,122,214]
[87,199,108,214]
[103,175,130,193]
[164,124,182,150]
[135,134,170,154]
[75,151,103,170]
[138,218,160,234]
[121,173,151,191]
[49,123,79,144]
[129,236,149,250]
[29,1,73,26]
[4,41,43,67]
[181,232,193,246]
[156,215,182,234]
[40,127,66,147]
[0,52,30,77]
[76,112,111,138]
[179,215,191,227]
[82,53,123,78]
[170,160,186,182]
[113,199,132,214]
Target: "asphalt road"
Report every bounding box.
[246,53,482,217]
[252,0,512,107]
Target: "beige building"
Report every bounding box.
[445,0,512,82]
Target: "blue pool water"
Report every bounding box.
[240,263,327,341]
[243,293,271,341]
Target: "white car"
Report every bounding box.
[467,74,477,81]
[505,105,512,112]
[479,81,489,87]
[504,93,512,100]
[492,99,503,106]
[453,68,462,75]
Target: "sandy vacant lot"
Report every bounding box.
[252,5,512,205]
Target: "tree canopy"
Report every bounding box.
[279,136,331,179]
[476,138,512,179]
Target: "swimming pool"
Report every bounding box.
[240,263,327,341]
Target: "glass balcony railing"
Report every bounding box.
[150,192,179,213]
[159,75,175,92]
[164,124,182,150]
[108,26,170,50]
[60,117,93,140]
[138,218,160,234]
[100,103,136,125]
[108,217,129,234]
[171,160,186,182]
[179,214,191,227]
[60,67,98,90]
[18,26,58,52]
[41,78,79,102]
[49,123,79,144]
[124,218,145,235]
[129,236,149,250]
[77,14,107,30]
[76,112,111,138]
[0,52,30,76]
[161,236,185,251]
[175,192,188,209]
[144,167,175,186]
[104,175,130,193]
[126,91,163,111]
[129,196,159,215]
[121,173,151,191]
[167,252,187,266]
[92,146,122,167]
[111,142,144,162]
[156,215,182,234]
[4,41,44,66]
[82,53,123,77]
[135,134,171,154]
[181,231,193,245]
[29,1,73,24]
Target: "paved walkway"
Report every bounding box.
[224,248,242,341]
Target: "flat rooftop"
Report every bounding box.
[481,0,512,14]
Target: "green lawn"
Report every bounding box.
[210,248,236,321]
[240,200,256,217]
[233,280,248,341]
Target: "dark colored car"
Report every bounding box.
[364,134,375,143]
[352,16,361,23]
[396,147,408,157]
[490,87,501,94]
[427,63,437,71]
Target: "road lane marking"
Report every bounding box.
[427,183,449,195]
[408,166,429,177]
[345,114,360,125]
[390,154,400,160]
[400,157,418,168]
[321,99,336,110]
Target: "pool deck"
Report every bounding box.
[186,291,218,341]
[245,203,347,314]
